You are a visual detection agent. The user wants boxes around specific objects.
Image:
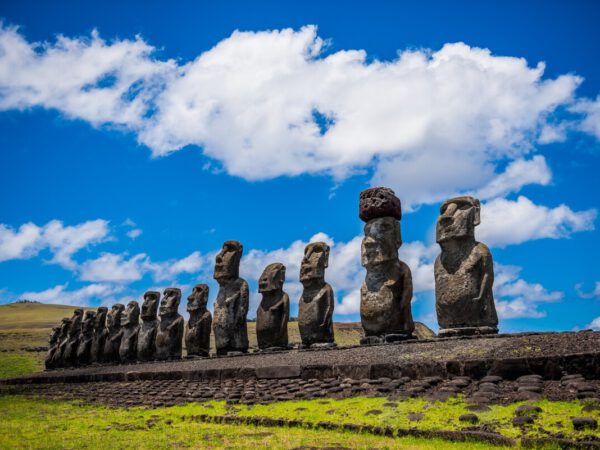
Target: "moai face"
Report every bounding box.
[121,301,140,326]
[59,318,71,338]
[141,291,160,321]
[361,216,401,268]
[49,326,61,345]
[214,240,243,283]
[68,309,84,336]
[94,307,108,330]
[259,263,286,293]
[187,284,209,313]
[82,311,96,333]
[106,304,125,331]
[300,242,329,283]
[160,288,181,318]
[436,196,480,243]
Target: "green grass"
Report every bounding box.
[0,353,40,379]
[0,396,504,450]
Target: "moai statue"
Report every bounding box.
[155,288,184,360]
[359,187,414,344]
[44,326,61,370]
[137,291,160,361]
[103,304,125,363]
[76,311,96,366]
[185,284,212,357]
[256,263,289,350]
[90,307,108,364]
[119,301,140,363]
[62,309,84,366]
[51,318,71,368]
[435,196,498,336]
[298,242,335,348]
[212,241,249,355]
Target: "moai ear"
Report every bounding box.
[323,245,330,268]
[473,198,481,226]
[394,220,402,249]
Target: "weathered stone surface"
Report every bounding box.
[185,284,212,357]
[118,301,140,363]
[50,318,71,368]
[298,242,335,347]
[62,309,84,367]
[76,311,96,366]
[103,304,125,363]
[44,326,61,370]
[90,307,108,364]
[359,187,401,222]
[155,288,184,360]
[213,241,249,355]
[459,413,479,424]
[572,417,598,430]
[435,196,498,337]
[360,188,414,341]
[137,291,159,362]
[257,263,289,350]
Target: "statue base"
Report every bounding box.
[299,342,337,350]
[255,346,291,353]
[438,326,498,337]
[360,333,413,345]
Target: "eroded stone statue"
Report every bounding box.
[76,310,96,366]
[298,242,335,348]
[90,306,108,364]
[256,263,289,350]
[137,291,160,361]
[155,288,184,360]
[44,326,61,370]
[103,304,125,363]
[435,196,498,336]
[213,241,249,355]
[62,309,84,366]
[118,300,140,363]
[51,318,71,368]
[360,187,414,344]
[185,284,212,357]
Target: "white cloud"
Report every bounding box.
[149,251,207,282]
[21,283,124,306]
[478,196,596,248]
[576,282,600,299]
[126,228,143,239]
[2,25,598,208]
[0,219,110,267]
[572,95,600,140]
[79,252,150,282]
[494,264,563,319]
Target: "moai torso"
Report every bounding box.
[44,326,61,370]
[119,301,140,363]
[137,291,159,361]
[212,241,249,355]
[155,288,184,360]
[359,188,414,342]
[76,311,96,366]
[435,196,498,336]
[298,242,335,347]
[256,263,289,349]
[103,304,124,363]
[63,309,84,366]
[185,284,212,357]
[90,307,108,364]
[51,318,71,368]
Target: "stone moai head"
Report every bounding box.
[141,291,160,321]
[49,326,61,345]
[82,311,96,333]
[121,301,140,326]
[160,288,181,318]
[359,187,403,268]
[300,242,329,283]
[436,196,481,243]
[187,284,209,313]
[214,240,243,283]
[59,318,71,338]
[94,307,108,330]
[259,263,286,293]
[68,309,84,336]
[106,304,125,331]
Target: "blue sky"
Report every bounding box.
[1,0,599,332]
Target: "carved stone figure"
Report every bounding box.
[90,307,108,364]
[103,304,125,363]
[62,309,84,366]
[118,301,140,363]
[137,291,160,361]
[435,196,498,336]
[213,241,249,355]
[185,284,212,357]
[76,311,96,366]
[256,263,289,350]
[51,318,71,368]
[298,242,335,347]
[360,187,414,344]
[44,326,61,370]
[155,288,184,360]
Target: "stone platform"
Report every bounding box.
[3,331,600,386]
